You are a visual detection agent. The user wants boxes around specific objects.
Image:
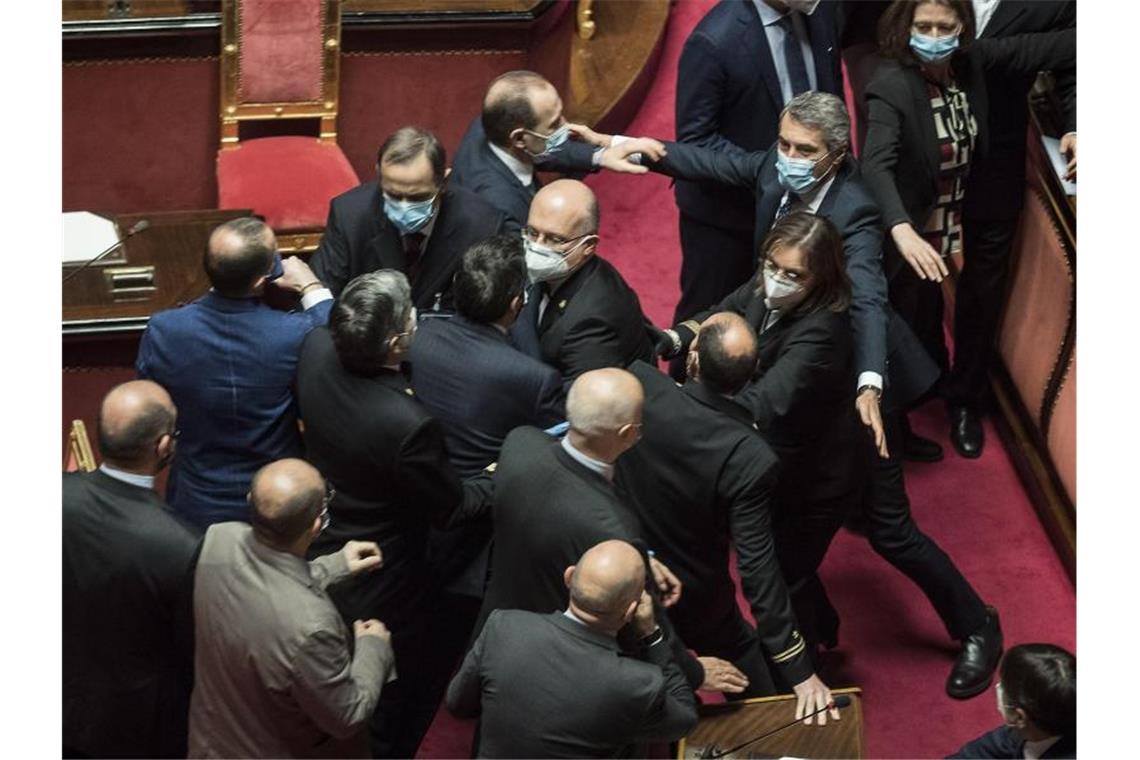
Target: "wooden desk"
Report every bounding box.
[677,688,864,760]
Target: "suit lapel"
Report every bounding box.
[739,3,785,113]
[366,189,404,274]
[414,191,462,306]
[806,5,839,94]
[755,152,785,256]
[978,0,1028,38]
[539,256,598,335]
[908,70,941,185]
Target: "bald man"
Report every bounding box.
[137,216,333,530]
[451,70,601,233]
[64,380,201,759]
[616,314,840,724]
[188,458,395,758]
[510,179,655,383]
[448,540,697,757]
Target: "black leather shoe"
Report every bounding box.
[949,406,985,458]
[946,606,1003,699]
[903,429,944,462]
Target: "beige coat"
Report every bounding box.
[188,523,395,758]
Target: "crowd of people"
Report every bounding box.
[62,1,1077,758]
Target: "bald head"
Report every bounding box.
[249,459,326,548]
[566,368,644,438]
[482,70,560,149]
[568,540,646,619]
[691,312,758,395]
[205,217,276,297]
[97,380,176,469]
[530,179,599,238]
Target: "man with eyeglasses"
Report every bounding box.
[310,126,505,313]
[64,380,200,759]
[511,179,656,385]
[296,269,494,758]
[188,458,395,758]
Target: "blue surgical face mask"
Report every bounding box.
[775,149,832,195]
[909,31,959,63]
[526,124,571,159]
[384,193,437,234]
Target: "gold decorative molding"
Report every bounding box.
[576,0,596,40]
[69,420,97,473]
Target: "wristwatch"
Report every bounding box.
[639,626,665,649]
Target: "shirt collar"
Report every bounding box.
[488,141,535,187]
[753,0,788,27]
[99,463,155,490]
[793,170,838,212]
[1023,736,1061,760]
[561,436,614,482]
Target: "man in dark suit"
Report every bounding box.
[447,540,698,758]
[450,71,600,234]
[63,381,200,759]
[137,217,334,529]
[310,126,505,312]
[511,179,655,385]
[617,315,839,724]
[672,0,842,327]
[948,0,1076,457]
[296,270,492,758]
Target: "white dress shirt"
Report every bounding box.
[752,0,818,105]
[561,436,615,482]
[488,141,535,187]
[972,0,1001,36]
[1023,735,1061,760]
[99,463,156,490]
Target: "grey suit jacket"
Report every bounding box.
[188,523,396,758]
[448,609,697,758]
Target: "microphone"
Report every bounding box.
[698,695,852,759]
[63,219,150,283]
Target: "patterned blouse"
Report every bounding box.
[921,79,978,257]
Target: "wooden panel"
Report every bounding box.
[1047,353,1075,504]
[344,0,542,10]
[678,688,864,759]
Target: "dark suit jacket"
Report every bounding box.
[310,181,505,311]
[63,470,201,759]
[511,255,655,385]
[949,725,1075,759]
[705,281,864,503]
[407,314,564,595]
[450,117,598,235]
[674,0,842,230]
[137,292,332,529]
[964,1,1077,221]
[650,141,938,408]
[861,30,1076,279]
[448,610,697,758]
[616,362,811,686]
[296,326,490,629]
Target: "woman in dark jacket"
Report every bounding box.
[861,0,1075,456]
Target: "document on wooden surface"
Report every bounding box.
[63,211,120,264]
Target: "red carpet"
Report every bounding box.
[417,2,1075,757]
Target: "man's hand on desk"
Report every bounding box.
[696,656,749,694]
[1060,132,1077,181]
[793,673,839,726]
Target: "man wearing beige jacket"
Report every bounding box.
[188,458,396,758]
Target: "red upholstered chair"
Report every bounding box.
[215,0,358,252]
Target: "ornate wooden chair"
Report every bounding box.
[215,0,359,252]
[67,420,97,473]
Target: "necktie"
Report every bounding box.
[776,192,800,220]
[778,14,811,98]
[403,232,425,283]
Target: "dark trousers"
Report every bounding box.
[861,412,988,640]
[772,491,856,656]
[673,213,756,325]
[943,216,1019,410]
[888,264,950,380]
[671,596,777,698]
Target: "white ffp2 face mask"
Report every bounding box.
[763,268,806,310]
[524,238,571,283]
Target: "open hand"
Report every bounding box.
[856,388,888,459]
[793,673,839,726]
[891,223,948,282]
[565,122,613,148]
[1060,132,1076,181]
[598,137,668,174]
[697,657,749,694]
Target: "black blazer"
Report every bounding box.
[450,116,598,235]
[949,725,1075,759]
[708,281,864,503]
[448,610,697,758]
[511,255,655,385]
[963,0,1077,221]
[674,0,842,230]
[615,362,815,686]
[296,326,490,628]
[861,30,1076,279]
[310,180,506,311]
[62,470,201,759]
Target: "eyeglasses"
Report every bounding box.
[318,482,336,532]
[522,227,593,249]
[763,258,807,283]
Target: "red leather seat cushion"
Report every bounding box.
[217,136,359,231]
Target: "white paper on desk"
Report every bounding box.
[63,211,121,264]
[1040,136,1077,196]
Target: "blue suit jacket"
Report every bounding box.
[674,0,842,231]
[136,292,332,528]
[450,117,598,235]
[949,726,1075,759]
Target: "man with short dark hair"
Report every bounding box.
[447,540,698,758]
[188,458,395,758]
[616,314,839,724]
[64,380,200,759]
[311,126,505,311]
[137,217,333,529]
[296,269,493,758]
